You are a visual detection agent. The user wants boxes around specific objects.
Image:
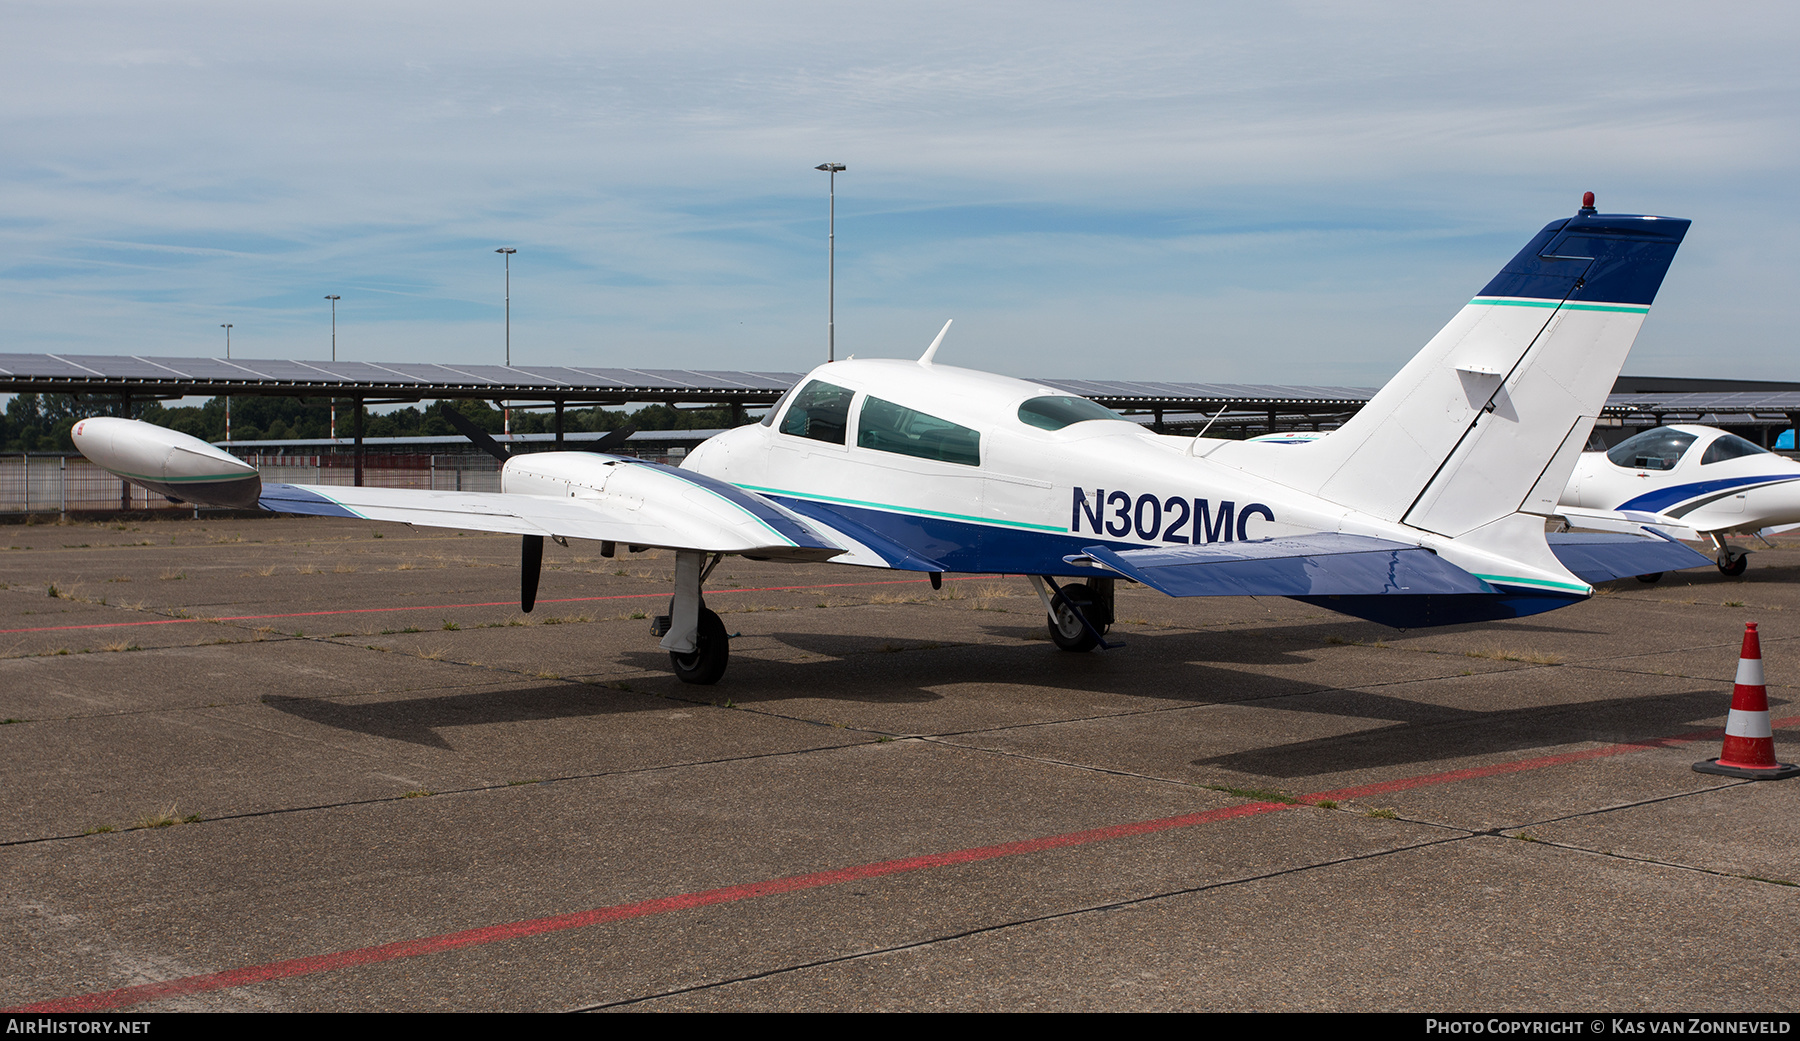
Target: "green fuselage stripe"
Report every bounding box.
[739,484,1068,533]
[1474,573,1590,594]
[1470,297,1649,314]
[111,468,255,484]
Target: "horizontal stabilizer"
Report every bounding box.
[1553,505,1699,541]
[1546,531,1713,584]
[1073,534,1495,598]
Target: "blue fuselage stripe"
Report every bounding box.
[1614,475,1800,514]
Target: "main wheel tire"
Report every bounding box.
[1635,572,1664,584]
[670,607,729,684]
[1718,553,1749,577]
[1048,587,1103,652]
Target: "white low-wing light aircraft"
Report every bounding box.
[74,196,1709,684]
[1557,424,1800,578]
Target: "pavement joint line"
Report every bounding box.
[1496,824,1800,891]
[0,734,873,850]
[571,831,1473,1012]
[15,712,1791,1012]
[1497,776,1756,836]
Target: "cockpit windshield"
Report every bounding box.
[1606,428,1697,471]
[1017,395,1124,431]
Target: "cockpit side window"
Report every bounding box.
[1701,434,1770,465]
[1605,428,1698,471]
[857,396,981,466]
[777,380,855,445]
[1017,395,1125,431]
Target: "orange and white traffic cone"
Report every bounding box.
[1694,622,1799,780]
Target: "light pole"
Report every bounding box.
[815,163,845,362]
[220,324,233,443]
[495,247,517,437]
[325,295,341,440]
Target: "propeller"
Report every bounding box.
[442,406,510,462]
[591,424,636,453]
[438,406,635,614]
[440,407,545,609]
[521,534,543,613]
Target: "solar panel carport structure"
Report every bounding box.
[0,353,809,486]
[7,351,1800,483]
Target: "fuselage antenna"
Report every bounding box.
[918,319,953,366]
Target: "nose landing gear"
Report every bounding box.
[1710,535,1750,578]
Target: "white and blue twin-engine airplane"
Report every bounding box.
[74,196,1709,684]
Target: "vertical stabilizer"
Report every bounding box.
[1211,203,1689,537]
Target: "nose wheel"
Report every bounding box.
[1710,535,1750,578]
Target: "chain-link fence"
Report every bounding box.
[0,448,689,513]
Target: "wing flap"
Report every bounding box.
[1546,530,1714,583]
[1074,533,1495,598]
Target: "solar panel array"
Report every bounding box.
[0,353,805,398]
[4,352,1800,418]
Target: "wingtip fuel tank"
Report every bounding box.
[72,417,262,510]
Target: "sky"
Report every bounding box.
[2,1,1796,388]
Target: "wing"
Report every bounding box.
[72,418,849,563]
[1068,533,1496,598]
[256,473,845,562]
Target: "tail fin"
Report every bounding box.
[1212,201,1689,536]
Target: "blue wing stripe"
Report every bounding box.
[259,482,360,518]
[632,461,836,551]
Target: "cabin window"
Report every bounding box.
[857,396,981,466]
[1606,428,1697,471]
[1017,395,1125,431]
[778,380,855,444]
[1701,433,1770,465]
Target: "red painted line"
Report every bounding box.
[9,802,1283,1013]
[0,574,987,635]
[1306,714,1800,803]
[16,714,1797,1012]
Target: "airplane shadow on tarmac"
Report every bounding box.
[260,616,1770,783]
[1194,686,1761,778]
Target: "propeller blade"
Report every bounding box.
[442,406,510,462]
[521,534,543,613]
[591,424,637,454]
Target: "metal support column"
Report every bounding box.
[353,398,365,487]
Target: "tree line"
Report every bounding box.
[1,394,756,453]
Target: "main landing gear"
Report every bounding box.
[652,550,730,684]
[1710,535,1750,578]
[1030,575,1118,652]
